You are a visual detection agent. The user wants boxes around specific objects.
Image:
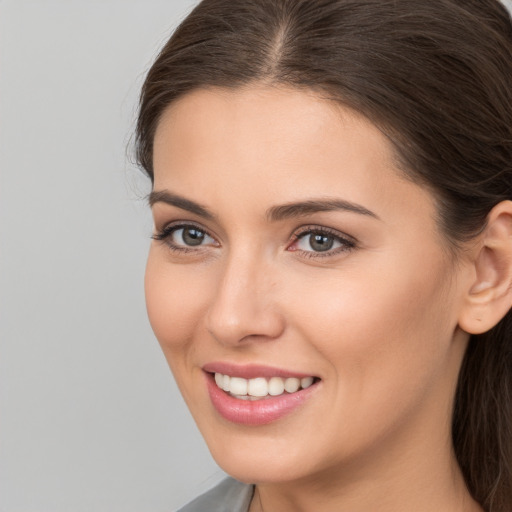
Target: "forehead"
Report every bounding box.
[153,86,394,183]
[151,85,437,233]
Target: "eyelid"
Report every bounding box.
[292,225,357,243]
[288,225,357,256]
[152,221,219,246]
[152,221,356,257]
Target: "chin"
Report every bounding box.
[214,453,306,485]
[200,424,324,485]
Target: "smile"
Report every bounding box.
[214,373,315,400]
[203,365,321,425]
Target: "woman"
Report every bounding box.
[135,0,512,510]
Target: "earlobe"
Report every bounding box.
[458,200,512,335]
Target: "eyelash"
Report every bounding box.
[151,222,215,254]
[152,223,357,258]
[289,226,356,258]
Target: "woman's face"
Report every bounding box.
[146,86,470,484]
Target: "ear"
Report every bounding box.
[458,200,512,335]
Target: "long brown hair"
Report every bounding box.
[135,1,512,509]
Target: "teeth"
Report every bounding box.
[213,373,316,399]
[268,376,285,396]
[284,377,300,393]
[301,376,314,389]
[230,377,248,396]
[248,377,268,397]
[222,374,231,392]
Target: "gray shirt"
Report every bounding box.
[177,477,254,512]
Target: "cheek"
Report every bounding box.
[144,247,210,361]
[285,250,456,407]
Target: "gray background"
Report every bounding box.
[0,1,222,511]
[1,1,511,511]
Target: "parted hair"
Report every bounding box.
[136,1,512,510]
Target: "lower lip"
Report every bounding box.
[205,373,319,426]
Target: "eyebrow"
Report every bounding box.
[148,190,215,220]
[267,199,379,221]
[148,190,379,222]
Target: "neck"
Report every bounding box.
[248,328,482,512]
[250,453,481,512]
[249,405,482,512]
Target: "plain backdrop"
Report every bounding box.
[1,1,512,511]
[0,1,223,511]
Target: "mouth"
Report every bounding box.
[202,364,321,425]
[213,372,318,400]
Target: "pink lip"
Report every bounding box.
[204,372,320,426]
[202,362,314,379]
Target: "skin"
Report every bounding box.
[146,85,483,512]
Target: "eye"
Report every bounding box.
[171,226,214,246]
[152,223,217,250]
[289,227,356,256]
[297,232,338,252]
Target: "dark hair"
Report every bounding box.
[135,0,512,509]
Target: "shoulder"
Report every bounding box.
[176,477,254,512]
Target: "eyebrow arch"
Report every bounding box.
[148,190,379,222]
[267,198,379,221]
[148,190,215,220]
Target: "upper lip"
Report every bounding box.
[202,362,317,380]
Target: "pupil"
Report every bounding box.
[183,228,205,246]
[310,233,333,252]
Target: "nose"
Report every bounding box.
[205,252,285,346]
